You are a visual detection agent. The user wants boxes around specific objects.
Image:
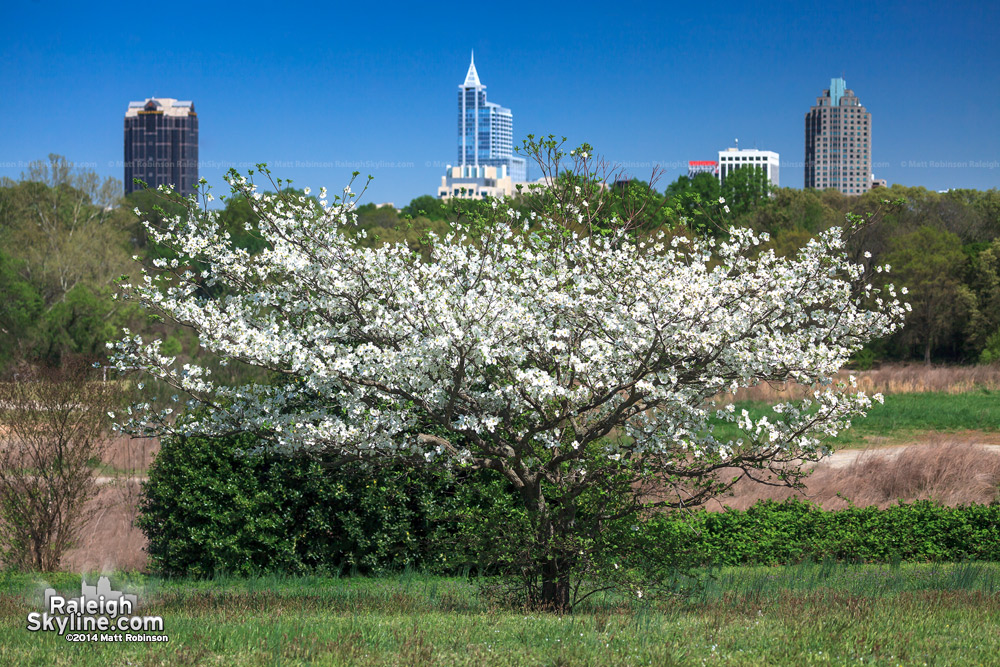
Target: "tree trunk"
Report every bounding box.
[520,479,574,612]
[540,555,571,612]
[924,338,932,366]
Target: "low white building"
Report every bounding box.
[438,164,513,200]
[437,165,548,201]
[717,147,780,187]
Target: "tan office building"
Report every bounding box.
[805,78,871,194]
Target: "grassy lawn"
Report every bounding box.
[712,390,1000,449]
[1,565,998,665]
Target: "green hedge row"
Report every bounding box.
[641,498,1000,567]
[138,432,1000,576]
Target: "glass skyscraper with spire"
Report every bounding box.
[457,52,526,182]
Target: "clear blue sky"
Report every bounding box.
[2,0,998,205]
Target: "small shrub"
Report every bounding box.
[0,362,120,571]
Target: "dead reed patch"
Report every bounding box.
[102,435,160,473]
[711,437,1000,511]
[727,363,1000,403]
[61,485,148,572]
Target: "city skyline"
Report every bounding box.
[2,1,998,205]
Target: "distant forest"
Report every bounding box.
[2,154,999,376]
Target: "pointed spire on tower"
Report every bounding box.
[463,50,482,88]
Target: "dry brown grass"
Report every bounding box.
[62,485,148,572]
[0,480,150,573]
[102,434,160,473]
[710,437,1000,511]
[728,363,1000,403]
[59,436,160,572]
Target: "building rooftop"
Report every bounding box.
[125,98,196,117]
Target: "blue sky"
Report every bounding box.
[2,0,998,205]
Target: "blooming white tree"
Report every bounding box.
[111,139,906,609]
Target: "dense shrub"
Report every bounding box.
[638,498,1000,568]
[140,431,1000,577]
[138,431,511,577]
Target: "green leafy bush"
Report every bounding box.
[979,329,1000,364]
[138,431,510,577]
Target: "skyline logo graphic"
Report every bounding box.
[27,576,167,643]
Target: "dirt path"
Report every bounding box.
[94,476,147,484]
[822,442,1000,468]
[820,431,1000,469]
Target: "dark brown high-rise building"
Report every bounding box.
[805,78,871,195]
[124,98,198,196]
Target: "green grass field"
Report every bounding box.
[1,564,998,666]
[2,389,999,664]
[711,390,1000,448]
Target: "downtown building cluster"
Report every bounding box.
[121,68,878,202]
[437,53,542,201]
[687,77,878,196]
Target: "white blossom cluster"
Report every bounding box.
[109,174,906,477]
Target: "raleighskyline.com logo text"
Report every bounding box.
[26,576,167,643]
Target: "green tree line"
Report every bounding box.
[2,154,998,375]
